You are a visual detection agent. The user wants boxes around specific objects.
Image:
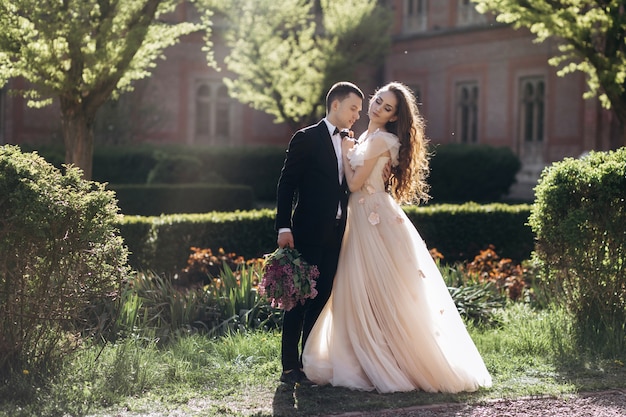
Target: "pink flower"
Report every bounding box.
[368,212,380,225]
[358,197,365,204]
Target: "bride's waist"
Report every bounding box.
[353,188,387,197]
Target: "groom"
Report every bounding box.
[275,81,364,385]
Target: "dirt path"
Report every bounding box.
[337,390,626,417]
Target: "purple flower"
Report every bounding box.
[259,247,319,311]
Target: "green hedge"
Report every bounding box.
[94,145,285,201]
[109,184,254,215]
[404,203,533,262]
[428,144,521,202]
[118,203,533,274]
[26,143,521,204]
[119,209,277,273]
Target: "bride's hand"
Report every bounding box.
[342,137,356,153]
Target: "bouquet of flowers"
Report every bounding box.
[259,247,319,311]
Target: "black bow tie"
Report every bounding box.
[333,127,350,138]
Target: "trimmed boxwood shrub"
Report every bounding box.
[428,144,521,202]
[529,148,626,354]
[109,183,254,215]
[404,203,533,263]
[120,209,277,273]
[93,145,285,201]
[119,203,533,274]
[92,146,158,184]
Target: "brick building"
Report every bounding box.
[0,0,621,197]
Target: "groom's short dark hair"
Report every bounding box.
[326,82,364,113]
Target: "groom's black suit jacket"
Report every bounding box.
[276,120,349,247]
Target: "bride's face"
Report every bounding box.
[368,90,398,126]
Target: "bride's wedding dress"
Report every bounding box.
[302,131,492,393]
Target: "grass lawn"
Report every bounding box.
[1,304,625,417]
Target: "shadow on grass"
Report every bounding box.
[267,382,478,417]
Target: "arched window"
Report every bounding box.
[520,77,545,143]
[457,0,487,27]
[404,0,427,33]
[193,81,235,145]
[215,85,231,142]
[195,84,211,137]
[455,82,479,143]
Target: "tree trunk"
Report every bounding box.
[60,98,95,180]
[606,91,626,148]
[616,109,626,148]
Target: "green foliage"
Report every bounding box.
[472,0,626,143]
[0,0,215,177]
[116,271,222,342]
[439,261,506,324]
[109,183,254,215]
[0,0,207,105]
[529,148,626,354]
[207,262,282,334]
[214,0,391,128]
[0,145,130,374]
[114,258,277,342]
[428,144,521,202]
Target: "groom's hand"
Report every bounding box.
[382,160,391,182]
[278,231,294,249]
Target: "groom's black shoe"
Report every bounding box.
[297,369,314,386]
[280,369,314,386]
[280,369,301,385]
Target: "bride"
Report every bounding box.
[302,82,492,394]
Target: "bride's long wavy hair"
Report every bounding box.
[379,82,430,204]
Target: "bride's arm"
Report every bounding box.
[342,139,383,192]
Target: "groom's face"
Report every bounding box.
[332,93,362,130]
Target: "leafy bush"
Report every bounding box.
[462,245,528,301]
[529,148,626,355]
[179,247,246,286]
[428,144,521,202]
[0,145,129,374]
